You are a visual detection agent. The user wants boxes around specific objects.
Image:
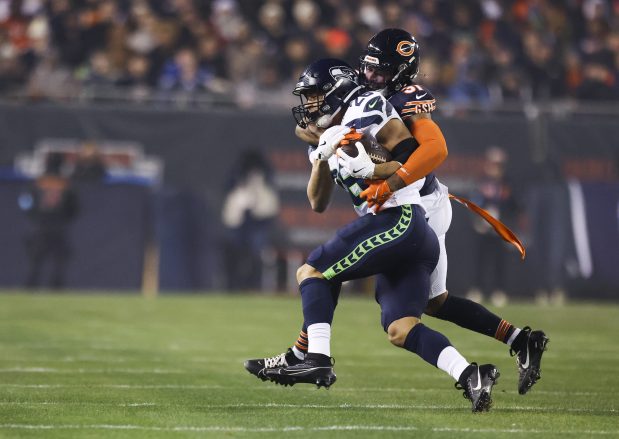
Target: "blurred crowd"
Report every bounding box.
[1,0,619,108]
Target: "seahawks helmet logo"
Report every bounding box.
[329,66,356,83]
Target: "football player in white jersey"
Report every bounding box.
[246,58,499,412]
[265,29,548,397]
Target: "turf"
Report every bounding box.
[0,292,617,438]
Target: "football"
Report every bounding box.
[338,130,392,164]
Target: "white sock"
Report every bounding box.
[291,345,306,360]
[307,323,331,357]
[437,346,470,381]
[507,328,521,347]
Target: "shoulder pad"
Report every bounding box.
[343,91,396,130]
[389,84,437,117]
[351,90,387,108]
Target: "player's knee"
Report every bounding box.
[296,264,323,284]
[387,317,421,347]
[424,292,448,316]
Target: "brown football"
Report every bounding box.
[338,131,392,164]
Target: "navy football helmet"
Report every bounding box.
[360,28,420,96]
[292,58,362,129]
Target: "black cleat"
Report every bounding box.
[244,348,302,381]
[511,327,549,395]
[264,353,336,388]
[456,363,500,412]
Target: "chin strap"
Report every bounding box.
[449,193,526,260]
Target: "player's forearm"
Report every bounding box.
[396,142,447,183]
[373,119,418,179]
[307,160,333,212]
[295,124,321,146]
[372,161,402,179]
[385,172,406,192]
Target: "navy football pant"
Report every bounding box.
[306,204,439,329]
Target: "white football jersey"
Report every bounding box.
[326,90,425,216]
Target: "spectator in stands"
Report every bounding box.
[18,152,79,289]
[115,53,152,100]
[486,41,531,102]
[71,142,108,183]
[196,34,230,93]
[1,0,618,106]
[291,0,323,41]
[80,50,117,86]
[382,1,405,30]
[357,0,383,31]
[0,27,27,92]
[447,36,490,108]
[210,0,246,43]
[125,2,159,59]
[467,147,520,305]
[147,19,182,87]
[281,36,313,82]
[0,0,33,92]
[158,47,207,92]
[322,28,354,59]
[256,2,288,58]
[221,149,280,290]
[26,49,77,100]
[522,30,565,100]
[576,53,619,100]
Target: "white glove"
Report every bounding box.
[309,125,351,162]
[337,141,376,179]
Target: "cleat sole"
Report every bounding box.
[472,392,491,412]
[245,368,269,382]
[473,369,499,413]
[518,335,548,395]
[268,373,336,389]
[315,376,336,389]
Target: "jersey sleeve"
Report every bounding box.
[389,84,437,118]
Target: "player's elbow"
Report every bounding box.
[308,192,330,212]
[426,138,448,169]
[429,133,448,161]
[437,136,447,155]
[435,143,448,167]
[310,200,328,213]
[438,140,448,161]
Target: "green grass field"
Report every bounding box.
[0,292,618,438]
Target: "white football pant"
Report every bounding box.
[420,180,452,299]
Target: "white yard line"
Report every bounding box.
[1,384,224,389]
[0,383,606,397]
[0,402,156,407]
[0,424,616,435]
[0,401,615,414]
[0,367,184,374]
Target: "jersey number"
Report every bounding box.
[402,85,424,94]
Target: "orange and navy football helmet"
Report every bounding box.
[360,28,420,96]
